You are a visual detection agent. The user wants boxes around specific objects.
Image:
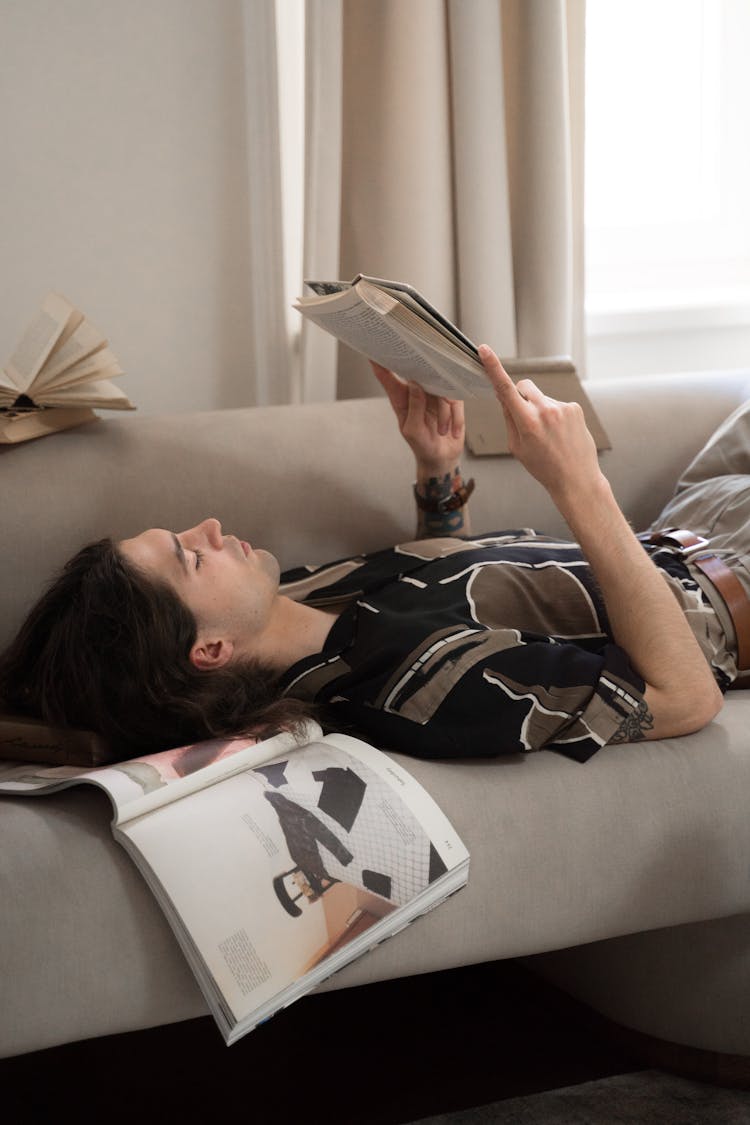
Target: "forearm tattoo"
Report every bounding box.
[610,700,655,744]
[416,467,469,539]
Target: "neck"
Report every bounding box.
[249,596,338,673]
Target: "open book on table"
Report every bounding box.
[294,275,610,453]
[0,292,134,444]
[0,721,469,1045]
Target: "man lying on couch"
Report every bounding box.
[3,346,745,765]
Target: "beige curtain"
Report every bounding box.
[301,0,586,402]
[242,0,293,405]
[300,0,344,403]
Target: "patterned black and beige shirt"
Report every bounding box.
[278,532,724,764]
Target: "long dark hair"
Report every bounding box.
[0,539,314,760]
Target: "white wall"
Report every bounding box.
[0,0,258,416]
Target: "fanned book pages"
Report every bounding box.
[0,722,470,1045]
[0,292,134,443]
[294,275,610,453]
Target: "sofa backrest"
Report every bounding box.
[2,368,750,650]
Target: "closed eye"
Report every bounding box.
[194,549,204,570]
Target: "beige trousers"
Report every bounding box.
[651,400,750,678]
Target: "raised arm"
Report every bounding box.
[478,345,723,742]
[370,361,473,539]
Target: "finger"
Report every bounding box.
[405,380,429,430]
[504,405,521,452]
[478,345,531,456]
[451,397,465,439]
[514,378,546,405]
[436,396,452,435]
[370,359,402,384]
[478,344,536,431]
[477,345,519,406]
[370,361,408,415]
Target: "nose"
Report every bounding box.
[198,517,223,548]
[181,517,223,549]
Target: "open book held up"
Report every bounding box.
[0,722,469,1045]
[0,292,134,444]
[294,275,610,453]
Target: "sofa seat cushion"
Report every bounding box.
[2,692,748,1057]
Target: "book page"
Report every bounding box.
[297,283,494,399]
[36,350,124,393]
[31,318,108,391]
[37,378,135,409]
[37,307,85,376]
[357,277,479,359]
[0,728,305,825]
[359,284,495,399]
[295,286,464,396]
[306,277,479,358]
[2,293,75,392]
[117,731,468,1041]
[0,372,23,404]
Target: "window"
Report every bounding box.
[585,0,750,373]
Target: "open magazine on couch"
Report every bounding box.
[0,721,469,1045]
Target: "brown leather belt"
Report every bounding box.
[645,527,750,672]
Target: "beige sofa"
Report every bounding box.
[3,368,750,1062]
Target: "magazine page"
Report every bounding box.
[116,731,469,1044]
[0,727,308,826]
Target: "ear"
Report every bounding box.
[190,636,235,671]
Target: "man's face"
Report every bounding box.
[119,518,281,668]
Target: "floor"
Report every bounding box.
[1,958,734,1125]
[409,1070,750,1125]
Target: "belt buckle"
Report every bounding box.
[646,528,713,557]
[681,535,711,558]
